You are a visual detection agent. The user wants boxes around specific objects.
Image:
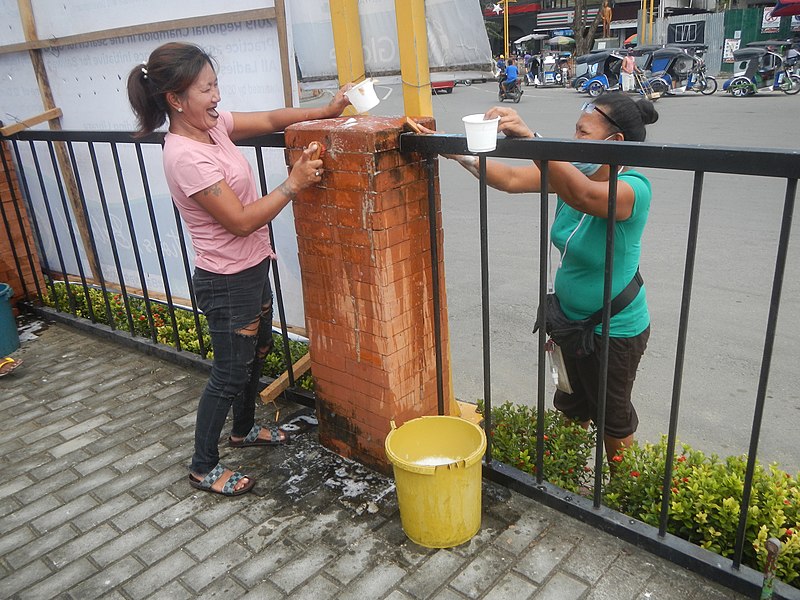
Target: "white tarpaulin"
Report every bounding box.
[292,0,492,82]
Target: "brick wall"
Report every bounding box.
[0,141,45,314]
[285,116,453,473]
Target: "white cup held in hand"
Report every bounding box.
[345,78,380,113]
[462,114,500,153]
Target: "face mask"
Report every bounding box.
[570,134,617,176]
[571,161,602,176]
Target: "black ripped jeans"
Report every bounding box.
[190,258,274,475]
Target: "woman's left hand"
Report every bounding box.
[484,106,536,139]
[328,84,353,116]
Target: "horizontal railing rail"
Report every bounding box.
[401,132,799,600]
[0,128,313,406]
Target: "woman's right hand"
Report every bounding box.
[484,106,535,139]
[287,144,324,192]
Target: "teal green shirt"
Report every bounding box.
[551,169,651,337]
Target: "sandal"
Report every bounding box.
[229,424,290,448]
[0,357,23,378]
[189,464,255,497]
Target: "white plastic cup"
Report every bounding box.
[462,114,500,153]
[345,78,380,113]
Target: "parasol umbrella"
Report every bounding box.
[548,35,575,46]
[624,33,638,46]
[514,33,549,43]
[771,0,800,16]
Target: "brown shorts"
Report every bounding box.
[553,326,650,439]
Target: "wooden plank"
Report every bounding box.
[0,108,62,136]
[273,0,294,109]
[260,352,312,405]
[0,8,276,55]
[18,0,102,281]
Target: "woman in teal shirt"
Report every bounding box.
[441,93,658,463]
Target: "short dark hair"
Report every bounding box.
[127,43,215,137]
[593,92,658,142]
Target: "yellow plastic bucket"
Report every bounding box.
[384,415,487,548]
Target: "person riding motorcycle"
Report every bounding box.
[501,61,519,94]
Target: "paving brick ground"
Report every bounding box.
[0,320,751,599]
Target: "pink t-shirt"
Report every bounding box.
[163,110,273,274]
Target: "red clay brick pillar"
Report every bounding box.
[0,141,45,313]
[285,116,452,473]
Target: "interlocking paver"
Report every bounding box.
[89,522,161,568]
[5,522,77,569]
[337,561,408,600]
[180,542,252,594]
[400,549,466,599]
[110,490,177,532]
[449,546,514,599]
[71,492,139,533]
[184,514,254,562]
[481,571,538,600]
[532,571,589,600]
[0,322,756,600]
[134,518,204,566]
[47,523,120,568]
[122,550,196,600]
[67,555,145,600]
[17,558,98,600]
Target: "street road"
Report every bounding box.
[319,82,800,471]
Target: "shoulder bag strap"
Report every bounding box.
[585,269,643,327]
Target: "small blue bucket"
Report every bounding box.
[0,283,20,356]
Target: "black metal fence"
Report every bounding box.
[0,129,312,405]
[401,132,799,599]
[3,126,800,598]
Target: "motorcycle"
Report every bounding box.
[498,77,523,103]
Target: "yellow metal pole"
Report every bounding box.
[504,0,510,59]
[394,0,433,117]
[330,0,365,115]
[648,0,654,44]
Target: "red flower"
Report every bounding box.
[677,455,686,463]
[787,529,794,537]
[784,499,791,505]
[543,434,549,441]
[682,477,690,483]
[671,487,679,494]
[584,466,592,472]
[630,471,640,477]
[612,455,623,463]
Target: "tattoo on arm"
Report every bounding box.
[277,182,296,200]
[204,182,222,198]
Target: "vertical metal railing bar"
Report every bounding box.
[426,156,446,415]
[110,143,156,341]
[45,141,82,315]
[659,170,705,537]
[536,160,550,484]
[63,142,97,322]
[29,140,73,314]
[732,177,797,569]
[13,141,58,309]
[254,149,295,387]
[593,165,619,509]
[134,143,183,349]
[479,156,493,463]
[87,142,131,333]
[172,204,196,354]
[65,142,108,325]
[0,142,39,300]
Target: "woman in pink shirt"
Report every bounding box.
[127,42,350,496]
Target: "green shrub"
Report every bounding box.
[481,401,599,493]
[43,282,311,388]
[604,438,800,586]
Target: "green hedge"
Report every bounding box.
[43,282,312,390]
[485,401,799,588]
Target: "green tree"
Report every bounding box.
[573,0,604,56]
